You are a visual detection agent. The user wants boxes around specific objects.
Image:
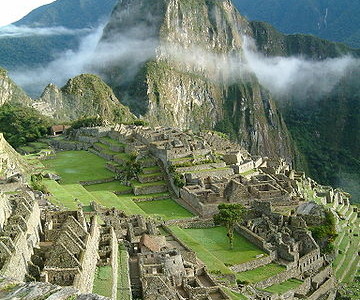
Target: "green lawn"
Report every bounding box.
[136,199,193,220]
[92,266,113,298]
[131,180,166,188]
[169,226,233,275]
[84,181,132,193]
[236,263,286,283]
[100,137,125,147]
[62,184,97,207]
[264,278,303,294]
[118,246,131,300]
[43,180,79,210]
[223,288,249,300]
[91,191,145,216]
[183,227,266,265]
[42,151,114,184]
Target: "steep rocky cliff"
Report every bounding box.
[34,74,135,123]
[0,67,31,107]
[98,0,294,161]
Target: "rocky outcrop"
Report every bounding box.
[0,67,31,107]
[0,276,110,300]
[0,133,28,179]
[98,0,295,162]
[33,74,136,123]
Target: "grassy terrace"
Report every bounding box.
[94,142,119,155]
[130,180,166,188]
[43,180,79,210]
[183,227,266,266]
[100,137,125,147]
[264,278,303,294]
[84,181,132,193]
[137,199,193,220]
[223,288,249,300]
[168,226,276,281]
[42,150,114,184]
[236,264,286,283]
[118,246,131,300]
[169,226,233,275]
[92,266,113,298]
[92,191,146,216]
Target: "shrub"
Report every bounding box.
[0,103,51,148]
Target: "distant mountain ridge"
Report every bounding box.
[0,0,117,70]
[233,0,360,48]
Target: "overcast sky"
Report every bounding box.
[0,0,56,27]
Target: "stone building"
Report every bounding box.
[0,190,41,281]
[34,210,100,294]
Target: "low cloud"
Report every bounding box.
[9,25,359,101]
[0,25,90,38]
[242,37,360,99]
[10,23,159,97]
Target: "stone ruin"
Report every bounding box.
[239,201,337,299]
[0,125,353,299]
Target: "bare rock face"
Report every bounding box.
[0,276,110,300]
[98,0,295,162]
[0,133,28,179]
[0,68,31,107]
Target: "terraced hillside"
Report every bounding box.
[23,128,358,299]
[298,182,360,285]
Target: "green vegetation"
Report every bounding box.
[117,246,131,300]
[43,180,79,210]
[236,264,286,284]
[168,226,233,275]
[30,173,47,193]
[84,181,132,193]
[223,288,248,300]
[169,225,266,277]
[92,191,145,216]
[264,278,303,294]
[214,203,245,249]
[136,199,193,220]
[116,153,143,183]
[309,209,337,254]
[70,116,105,130]
[0,103,51,148]
[42,151,114,184]
[92,266,113,298]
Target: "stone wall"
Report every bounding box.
[235,225,270,253]
[179,188,219,217]
[0,192,11,230]
[230,253,274,273]
[110,228,119,300]
[186,168,234,181]
[79,178,115,186]
[73,217,100,293]
[49,139,90,151]
[0,133,27,179]
[307,276,336,300]
[0,198,41,281]
[254,268,299,289]
[176,162,226,173]
[132,183,167,195]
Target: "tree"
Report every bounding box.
[116,152,142,184]
[213,203,245,249]
[0,103,51,148]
